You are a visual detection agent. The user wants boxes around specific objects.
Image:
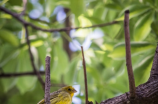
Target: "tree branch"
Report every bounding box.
[0,71,45,78]
[81,46,88,104]
[148,44,158,82]
[100,79,158,104]
[24,24,45,90]
[45,56,51,104]
[0,6,118,32]
[124,10,136,99]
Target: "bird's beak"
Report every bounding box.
[73,89,77,93]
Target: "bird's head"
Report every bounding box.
[60,86,77,97]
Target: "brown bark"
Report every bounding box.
[0,71,45,77]
[81,46,89,104]
[100,44,158,104]
[45,56,51,104]
[124,10,136,99]
[0,7,118,32]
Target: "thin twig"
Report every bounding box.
[0,6,119,32]
[24,24,45,90]
[19,0,27,16]
[81,46,88,104]
[0,71,45,78]
[124,10,136,99]
[45,56,51,104]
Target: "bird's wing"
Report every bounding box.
[37,91,61,104]
[50,90,61,100]
[50,91,72,104]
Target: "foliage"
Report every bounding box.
[0,0,158,103]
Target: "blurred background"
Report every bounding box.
[0,0,158,104]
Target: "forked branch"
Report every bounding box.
[24,25,45,89]
[0,6,118,32]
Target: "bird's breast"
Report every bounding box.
[56,91,72,104]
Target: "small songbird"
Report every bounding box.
[38,86,77,104]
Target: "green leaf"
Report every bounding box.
[108,68,129,93]
[134,52,154,85]
[86,66,102,84]
[16,50,37,94]
[70,0,85,16]
[37,44,47,66]
[134,12,154,41]
[116,5,150,21]
[77,66,84,89]
[1,78,17,93]
[0,13,12,19]
[151,21,158,35]
[33,22,50,29]
[108,46,125,60]
[0,0,9,6]
[1,56,19,92]
[51,39,69,81]
[64,57,79,84]
[144,0,155,6]
[92,6,108,21]
[108,42,155,60]
[8,0,22,6]
[45,0,56,17]
[26,1,34,11]
[0,29,19,47]
[90,42,102,50]
[0,45,19,67]
[105,3,122,11]
[103,24,121,39]
[55,0,70,8]
[3,18,22,31]
[20,38,44,50]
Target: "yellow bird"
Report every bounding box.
[38,86,77,104]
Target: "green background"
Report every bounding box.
[0,0,158,103]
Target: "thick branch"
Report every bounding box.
[148,44,158,81]
[81,46,88,104]
[45,56,51,104]
[0,71,45,78]
[100,80,158,104]
[0,6,118,32]
[124,10,136,99]
[24,25,45,89]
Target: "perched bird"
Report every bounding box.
[38,86,77,104]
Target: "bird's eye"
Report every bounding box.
[68,88,71,91]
